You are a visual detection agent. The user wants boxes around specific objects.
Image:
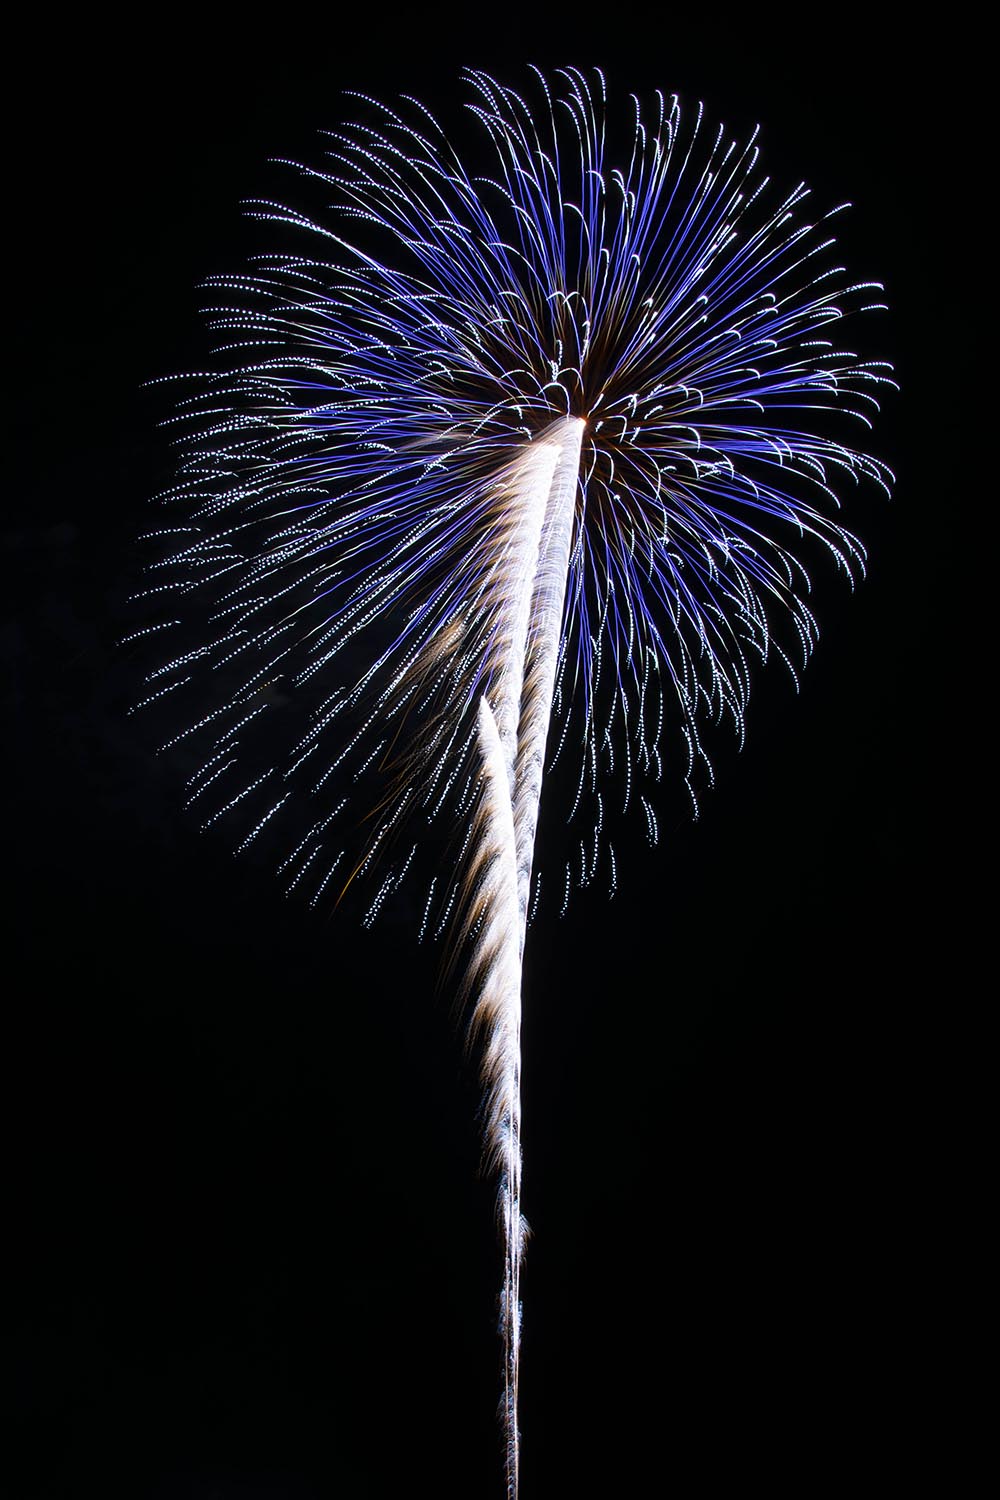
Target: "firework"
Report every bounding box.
[132,67,893,1497]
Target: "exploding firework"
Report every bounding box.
[131,66,894,1497]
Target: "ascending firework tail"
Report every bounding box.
[452,418,584,1492]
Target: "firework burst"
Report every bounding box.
[132,66,893,1497]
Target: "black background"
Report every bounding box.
[8,12,957,1498]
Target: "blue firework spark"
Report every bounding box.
[133,68,892,928]
[133,69,892,928]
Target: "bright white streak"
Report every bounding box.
[463,416,585,1500]
[512,421,586,935]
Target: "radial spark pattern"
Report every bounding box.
[134,67,892,924]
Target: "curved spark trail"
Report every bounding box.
[133,67,894,1497]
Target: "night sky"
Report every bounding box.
[9,15,952,1499]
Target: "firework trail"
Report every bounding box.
[132,67,894,1497]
